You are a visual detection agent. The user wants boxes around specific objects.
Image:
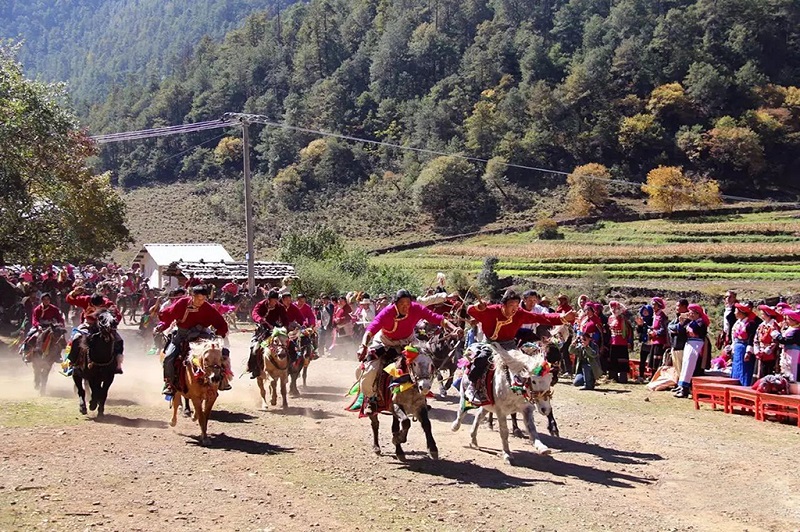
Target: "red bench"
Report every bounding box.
[692,382,731,412]
[691,376,741,386]
[727,386,762,420]
[758,394,800,427]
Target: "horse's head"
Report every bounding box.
[266,328,290,366]
[94,310,118,341]
[524,353,553,416]
[190,339,224,384]
[405,349,434,396]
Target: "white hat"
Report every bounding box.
[360,298,371,305]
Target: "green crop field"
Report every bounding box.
[373,209,800,297]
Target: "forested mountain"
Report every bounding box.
[87,0,800,240]
[0,0,288,104]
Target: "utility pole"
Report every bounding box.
[241,119,256,293]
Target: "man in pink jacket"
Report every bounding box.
[356,289,457,414]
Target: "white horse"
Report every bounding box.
[451,344,553,465]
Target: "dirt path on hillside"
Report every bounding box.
[0,326,798,532]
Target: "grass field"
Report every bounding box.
[374,209,800,297]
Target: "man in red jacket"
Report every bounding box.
[248,290,289,378]
[66,286,124,373]
[156,285,230,395]
[465,289,575,403]
[21,293,65,362]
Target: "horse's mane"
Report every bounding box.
[494,346,547,378]
[189,338,223,358]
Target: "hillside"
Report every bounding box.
[0,0,288,104]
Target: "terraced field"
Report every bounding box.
[373,209,800,296]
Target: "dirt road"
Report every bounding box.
[1,326,798,531]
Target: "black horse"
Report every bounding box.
[422,328,463,398]
[72,310,118,417]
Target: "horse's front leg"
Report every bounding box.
[73,373,87,415]
[451,382,468,432]
[497,410,513,465]
[269,377,277,406]
[200,394,217,446]
[302,364,308,387]
[279,374,288,409]
[370,414,381,455]
[547,410,560,438]
[392,403,410,445]
[391,407,406,462]
[436,370,447,398]
[522,405,551,455]
[256,376,268,410]
[469,407,488,448]
[289,370,300,397]
[88,376,100,412]
[97,373,114,417]
[170,394,181,427]
[417,403,438,460]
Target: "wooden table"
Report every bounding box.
[727,386,762,420]
[692,382,731,412]
[758,394,800,427]
[691,376,741,386]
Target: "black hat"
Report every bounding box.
[191,286,209,296]
[267,290,280,300]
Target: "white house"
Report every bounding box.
[132,243,234,288]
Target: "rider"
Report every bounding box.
[465,289,575,404]
[156,285,231,396]
[65,286,124,374]
[357,289,458,415]
[21,293,65,362]
[248,290,289,378]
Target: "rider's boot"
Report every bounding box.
[162,379,175,396]
[220,355,233,390]
[247,352,259,379]
[466,381,488,405]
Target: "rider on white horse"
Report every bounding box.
[357,289,459,415]
[465,289,575,404]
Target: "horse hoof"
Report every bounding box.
[97,410,104,418]
[549,429,560,438]
[89,400,97,412]
[183,409,192,418]
[281,402,288,409]
[373,446,381,456]
[450,421,461,432]
[395,450,407,462]
[469,440,479,449]
[289,390,300,398]
[429,449,439,460]
[503,454,514,466]
[270,399,277,406]
[534,443,551,455]
[79,405,87,415]
[169,419,177,427]
[201,437,211,446]
[512,428,524,439]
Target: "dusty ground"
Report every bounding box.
[0,325,798,532]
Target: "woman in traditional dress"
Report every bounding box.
[754,305,781,379]
[675,304,709,398]
[773,309,800,382]
[730,302,759,386]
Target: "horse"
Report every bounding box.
[168,338,225,445]
[116,291,139,325]
[253,327,290,410]
[28,324,67,396]
[489,339,565,438]
[72,310,119,418]
[421,327,463,397]
[156,329,192,418]
[451,345,553,465]
[287,328,316,397]
[362,349,439,461]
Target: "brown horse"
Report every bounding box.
[169,338,225,445]
[253,327,290,410]
[29,325,67,396]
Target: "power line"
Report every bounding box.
[221,113,780,204]
[91,119,233,144]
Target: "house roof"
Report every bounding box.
[133,243,233,267]
[165,261,296,281]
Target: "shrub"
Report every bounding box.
[535,217,562,240]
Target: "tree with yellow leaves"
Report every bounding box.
[642,166,722,213]
[566,163,610,216]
